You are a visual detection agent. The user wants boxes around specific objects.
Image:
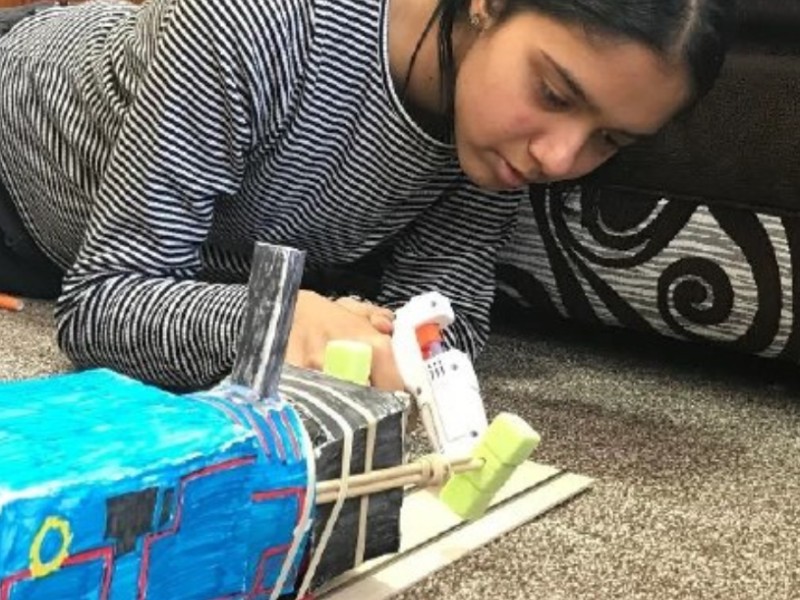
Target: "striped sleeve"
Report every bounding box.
[377,188,521,359]
[55,0,297,388]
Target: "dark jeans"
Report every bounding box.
[0,179,63,299]
[0,3,64,299]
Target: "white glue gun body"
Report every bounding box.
[392,292,489,457]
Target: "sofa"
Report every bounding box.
[497,0,800,364]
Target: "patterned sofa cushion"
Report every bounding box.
[497,184,800,362]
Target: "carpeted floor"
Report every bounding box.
[3,301,800,599]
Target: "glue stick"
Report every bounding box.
[415,322,444,359]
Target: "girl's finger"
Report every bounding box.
[369,338,404,392]
[369,314,394,335]
[334,296,368,315]
[336,297,395,323]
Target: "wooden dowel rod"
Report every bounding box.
[315,456,484,505]
[316,455,479,494]
[316,455,477,495]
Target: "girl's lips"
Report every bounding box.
[496,156,528,189]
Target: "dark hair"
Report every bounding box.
[408,0,737,138]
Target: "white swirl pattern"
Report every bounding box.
[498,185,797,361]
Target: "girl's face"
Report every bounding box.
[454,9,691,190]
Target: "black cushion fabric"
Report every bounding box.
[592,50,800,212]
[737,0,800,41]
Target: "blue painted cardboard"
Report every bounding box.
[0,369,314,600]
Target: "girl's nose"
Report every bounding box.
[528,126,588,181]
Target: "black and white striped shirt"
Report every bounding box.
[0,0,523,388]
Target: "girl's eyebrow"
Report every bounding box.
[541,51,594,108]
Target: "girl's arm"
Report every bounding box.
[377,186,521,359]
[55,0,302,388]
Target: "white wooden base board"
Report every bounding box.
[318,461,593,599]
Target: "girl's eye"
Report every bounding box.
[600,130,622,149]
[599,130,636,150]
[539,81,571,111]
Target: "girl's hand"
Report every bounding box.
[334,296,395,335]
[286,291,403,392]
[334,296,418,429]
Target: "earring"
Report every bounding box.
[469,12,483,29]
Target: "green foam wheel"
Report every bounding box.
[323,340,373,386]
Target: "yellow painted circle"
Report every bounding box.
[29,516,72,578]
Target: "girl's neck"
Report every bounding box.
[387,0,475,137]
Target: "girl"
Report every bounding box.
[0,0,735,389]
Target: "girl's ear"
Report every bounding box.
[486,0,507,18]
[468,0,507,29]
[467,0,487,25]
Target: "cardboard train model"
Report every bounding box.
[0,244,408,600]
[0,243,543,600]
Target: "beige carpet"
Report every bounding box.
[3,301,800,599]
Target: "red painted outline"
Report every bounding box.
[200,396,305,466]
[1,403,309,600]
[263,412,286,462]
[0,569,30,600]
[239,408,273,460]
[252,487,307,529]
[198,397,272,459]
[278,409,302,462]
[248,487,308,598]
[136,456,256,600]
[1,545,114,600]
[196,397,244,426]
[247,543,291,599]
